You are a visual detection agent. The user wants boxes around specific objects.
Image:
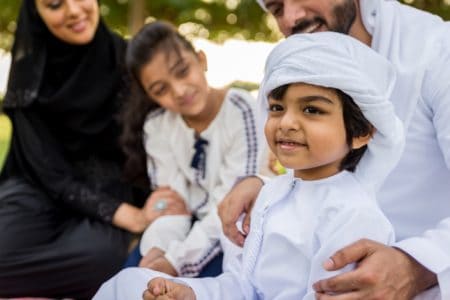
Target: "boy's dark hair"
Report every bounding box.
[268,84,373,172]
[120,21,196,186]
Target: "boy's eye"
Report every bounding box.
[268,103,284,112]
[304,106,322,114]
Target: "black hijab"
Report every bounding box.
[4,0,127,152]
[0,0,132,220]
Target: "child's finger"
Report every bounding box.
[147,278,167,295]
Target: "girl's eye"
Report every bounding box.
[152,85,167,97]
[268,103,284,112]
[304,106,322,114]
[175,65,189,78]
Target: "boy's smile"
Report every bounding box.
[265,82,350,180]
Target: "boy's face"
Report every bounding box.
[261,0,357,37]
[264,83,350,180]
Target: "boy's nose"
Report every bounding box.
[279,111,300,132]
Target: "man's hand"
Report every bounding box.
[143,277,196,300]
[218,176,263,247]
[313,239,437,299]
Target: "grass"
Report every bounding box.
[0,113,12,171]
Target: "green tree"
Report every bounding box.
[0,0,449,50]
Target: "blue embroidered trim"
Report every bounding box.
[230,94,258,175]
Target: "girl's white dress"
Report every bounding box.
[140,88,261,277]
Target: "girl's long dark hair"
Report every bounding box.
[120,21,195,187]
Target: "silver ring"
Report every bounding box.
[153,198,168,211]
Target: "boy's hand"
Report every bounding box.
[143,277,196,300]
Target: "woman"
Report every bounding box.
[0,0,186,298]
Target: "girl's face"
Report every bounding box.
[35,0,99,45]
[264,83,369,180]
[139,48,210,121]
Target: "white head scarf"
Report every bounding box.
[256,0,268,11]
[259,32,404,192]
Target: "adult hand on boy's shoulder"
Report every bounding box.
[144,255,178,277]
[144,277,196,300]
[313,239,437,299]
[219,176,263,247]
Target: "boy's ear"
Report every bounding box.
[352,127,376,150]
[197,50,207,71]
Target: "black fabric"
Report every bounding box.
[0,178,130,299]
[0,0,141,297]
[1,0,132,222]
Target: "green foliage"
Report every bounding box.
[230,80,260,91]
[0,113,12,172]
[0,0,449,50]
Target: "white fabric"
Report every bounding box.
[93,32,405,300]
[142,88,261,277]
[140,215,191,255]
[93,172,395,300]
[258,32,404,193]
[358,1,450,298]
[255,0,268,11]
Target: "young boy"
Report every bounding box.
[94,32,404,300]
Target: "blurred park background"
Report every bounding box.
[0,0,450,169]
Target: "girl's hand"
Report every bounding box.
[143,277,196,300]
[142,187,190,224]
[145,256,178,276]
[139,247,165,268]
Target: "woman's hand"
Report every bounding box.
[142,186,190,225]
[112,187,189,234]
[218,176,263,247]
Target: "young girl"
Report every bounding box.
[93,32,416,299]
[120,21,261,278]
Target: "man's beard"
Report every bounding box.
[332,0,357,34]
[291,0,357,35]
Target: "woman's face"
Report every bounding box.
[35,0,100,45]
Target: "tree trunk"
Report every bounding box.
[128,0,146,35]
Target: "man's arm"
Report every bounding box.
[312,240,437,300]
[218,176,264,246]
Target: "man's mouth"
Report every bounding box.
[292,17,326,34]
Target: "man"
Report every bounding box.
[219,0,450,299]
